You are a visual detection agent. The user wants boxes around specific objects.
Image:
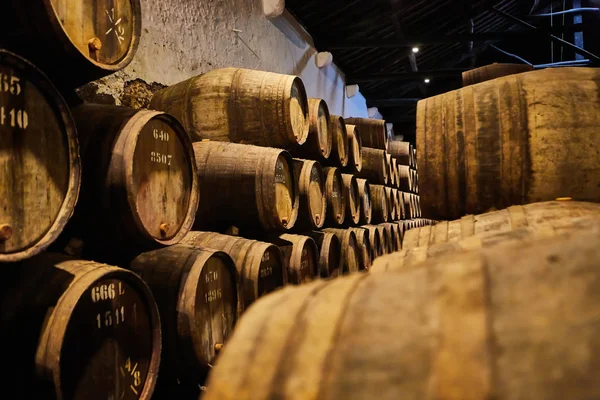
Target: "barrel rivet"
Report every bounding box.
[159,223,169,238]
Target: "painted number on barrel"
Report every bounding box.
[153,128,170,142]
[91,283,125,302]
[205,288,223,303]
[260,253,274,278]
[150,151,172,165]
[301,248,309,271]
[275,160,286,184]
[122,357,142,395]
[96,306,126,329]
[0,73,28,130]
[205,270,219,283]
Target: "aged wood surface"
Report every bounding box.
[293,98,332,161]
[273,234,318,285]
[462,63,534,87]
[418,67,600,219]
[323,167,346,227]
[345,117,387,150]
[130,245,237,386]
[193,141,297,232]
[361,224,383,258]
[328,115,349,168]
[341,174,360,226]
[356,178,372,225]
[370,185,389,223]
[182,232,284,314]
[204,228,600,400]
[356,147,388,185]
[151,68,309,146]
[0,50,80,262]
[388,141,413,167]
[322,228,361,272]
[65,105,197,261]
[305,231,342,278]
[402,200,600,250]
[0,253,161,399]
[293,159,326,230]
[344,124,362,173]
[349,227,372,270]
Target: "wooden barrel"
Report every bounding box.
[293,159,326,230]
[397,165,411,191]
[386,154,396,187]
[418,67,600,220]
[323,167,346,227]
[0,50,81,262]
[345,117,387,150]
[0,253,161,399]
[349,227,373,270]
[328,115,349,168]
[272,234,318,285]
[413,194,421,218]
[130,245,237,385]
[361,225,383,258]
[403,200,600,249]
[322,228,362,272]
[181,232,284,313]
[388,141,413,167]
[3,0,142,87]
[356,178,372,225]
[64,105,198,260]
[412,147,417,169]
[370,185,389,223]
[391,222,404,249]
[204,228,600,400]
[462,63,534,87]
[396,190,405,220]
[384,187,396,221]
[305,231,342,278]
[356,147,388,185]
[345,124,363,173]
[391,158,400,189]
[193,141,298,232]
[373,215,600,272]
[293,98,332,161]
[381,223,397,253]
[341,174,360,226]
[400,191,413,219]
[150,68,309,146]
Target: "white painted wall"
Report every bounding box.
[92,0,368,118]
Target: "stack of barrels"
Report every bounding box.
[0,2,427,398]
[199,65,600,400]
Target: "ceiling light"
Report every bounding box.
[424,78,430,83]
[412,47,420,53]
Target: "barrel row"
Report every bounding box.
[204,221,600,400]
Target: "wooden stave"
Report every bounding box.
[130,244,237,385]
[402,200,600,250]
[388,141,412,166]
[0,253,161,399]
[180,231,285,314]
[2,0,142,87]
[293,159,326,230]
[192,141,299,232]
[322,228,362,273]
[417,67,600,220]
[462,63,534,87]
[150,68,309,147]
[0,50,81,262]
[323,167,346,227]
[361,225,383,259]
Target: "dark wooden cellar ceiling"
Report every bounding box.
[286,0,599,139]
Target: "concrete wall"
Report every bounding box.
[86,0,368,118]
